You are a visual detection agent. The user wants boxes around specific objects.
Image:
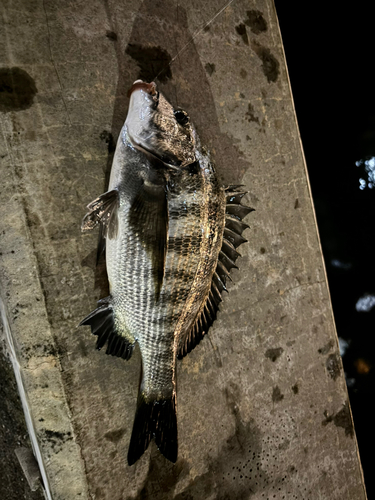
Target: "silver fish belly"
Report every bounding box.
[80,80,253,465]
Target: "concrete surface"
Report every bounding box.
[0,325,45,500]
[0,0,367,499]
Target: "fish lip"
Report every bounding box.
[127,80,157,98]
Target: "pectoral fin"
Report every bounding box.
[129,182,168,301]
[81,190,119,240]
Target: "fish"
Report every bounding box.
[79,80,253,465]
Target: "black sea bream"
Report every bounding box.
[80,80,253,465]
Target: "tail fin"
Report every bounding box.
[127,392,177,465]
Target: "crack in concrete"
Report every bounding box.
[279,280,325,295]
[153,0,237,81]
[42,0,72,126]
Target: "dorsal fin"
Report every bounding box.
[177,186,254,359]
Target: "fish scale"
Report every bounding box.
[80,80,252,465]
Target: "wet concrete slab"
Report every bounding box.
[0,0,367,498]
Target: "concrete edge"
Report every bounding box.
[270,2,368,497]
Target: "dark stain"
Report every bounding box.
[292,383,299,395]
[22,200,47,244]
[0,67,38,113]
[240,68,247,79]
[204,63,216,77]
[318,340,334,355]
[44,429,65,441]
[43,429,73,453]
[106,30,118,41]
[272,386,284,403]
[239,92,245,99]
[294,198,299,209]
[326,353,341,381]
[235,24,249,45]
[125,44,172,83]
[278,438,290,451]
[322,403,354,437]
[95,487,103,498]
[265,347,283,362]
[245,103,259,124]
[78,339,88,358]
[100,130,116,154]
[244,10,268,35]
[24,209,41,229]
[104,427,126,444]
[260,247,266,254]
[250,41,279,83]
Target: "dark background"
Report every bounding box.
[275,3,375,498]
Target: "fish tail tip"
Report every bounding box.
[127,393,178,466]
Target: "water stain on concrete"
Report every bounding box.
[205,63,216,76]
[292,383,299,394]
[322,403,354,438]
[318,340,334,355]
[235,24,249,45]
[42,429,73,454]
[125,44,172,83]
[104,428,126,444]
[0,67,38,113]
[272,386,284,403]
[106,30,118,41]
[265,347,284,362]
[245,10,268,35]
[245,103,260,124]
[250,41,280,83]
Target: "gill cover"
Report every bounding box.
[126,80,196,167]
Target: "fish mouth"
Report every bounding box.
[128,133,181,170]
[127,80,157,98]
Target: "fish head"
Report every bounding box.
[126,80,196,168]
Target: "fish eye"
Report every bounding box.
[174,110,189,126]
